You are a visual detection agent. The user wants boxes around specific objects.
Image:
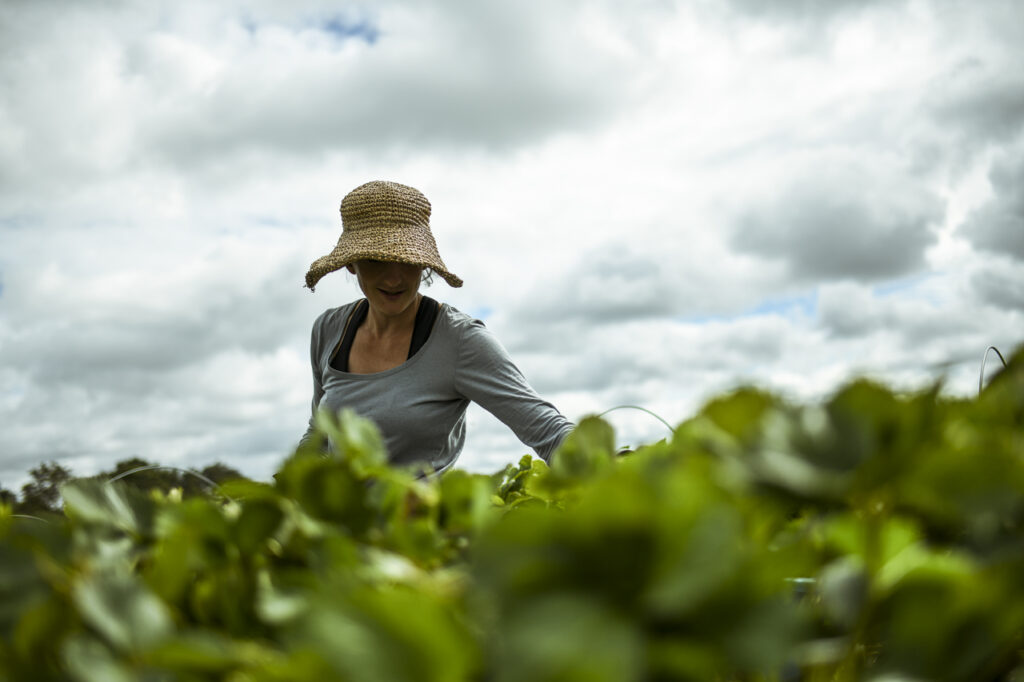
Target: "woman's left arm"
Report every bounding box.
[453,318,574,462]
[298,312,327,448]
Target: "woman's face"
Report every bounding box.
[348,259,423,317]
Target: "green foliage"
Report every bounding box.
[1,346,1023,680]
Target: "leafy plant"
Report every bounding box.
[1,345,1022,681]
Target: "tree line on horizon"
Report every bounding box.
[1,458,247,516]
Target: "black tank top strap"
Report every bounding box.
[329,297,438,372]
[329,299,369,372]
[409,296,440,358]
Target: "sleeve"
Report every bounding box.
[298,314,327,448]
[453,318,574,462]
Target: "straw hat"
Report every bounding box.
[305,180,463,290]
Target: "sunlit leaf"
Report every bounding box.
[72,572,174,653]
[61,479,155,538]
[63,634,135,682]
[549,416,615,483]
[493,593,644,682]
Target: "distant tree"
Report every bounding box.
[17,462,73,514]
[181,462,248,498]
[9,459,250,511]
[97,458,248,498]
[103,457,183,495]
[200,462,246,484]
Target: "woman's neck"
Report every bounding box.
[363,293,422,339]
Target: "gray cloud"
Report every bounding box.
[731,162,943,282]
[816,280,1021,371]
[504,311,794,400]
[912,53,1024,175]
[509,245,678,327]
[816,283,877,339]
[958,150,1024,260]
[492,236,783,359]
[0,372,304,489]
[721,0,894,25]
[969,258,1024,311]
[0,251,311,392]
[926,60,1024,149]
[811,284,1019,395]
[817,282,957,343]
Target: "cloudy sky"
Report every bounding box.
[2,0,1022,490]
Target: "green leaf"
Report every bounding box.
[234,498,285,554]
[817,556,869,628]
[298,584,480,682]
[63,634,135,682]
[61,479,156,538]
[699,387,781,447]
[143,629,284,675]
[493,593,644,682]
[549,416,615,484]
[438,470,495,537]
[12,591,74,672]
[314,408,388,473]
[256,569,309,626]
[642,507,746,617]
[218,478,279,500]
[72,572,174,654]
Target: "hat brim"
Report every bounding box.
[305,224,463,290]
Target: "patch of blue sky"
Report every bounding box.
[472,306,494,321]
[676,291,817,326]
[872,273,936,299]
[236,12,379,45]
[239,15,259,35]
[747,290,817,319]
[320,15,379,45]
[0,215,36,231]
[249,215,290,229]
[675,312,733,325]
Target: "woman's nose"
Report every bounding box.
[381,261,404,281]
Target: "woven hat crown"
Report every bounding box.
[304,180,463,290]
[341,181,431,233]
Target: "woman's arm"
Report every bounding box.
[298,315,327,448]
[453,318,573,462]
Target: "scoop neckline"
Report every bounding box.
[324,300,445,379]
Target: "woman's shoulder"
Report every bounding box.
[436,302,486,334]
[435,303,507,357]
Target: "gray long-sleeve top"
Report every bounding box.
[302,300,574,472]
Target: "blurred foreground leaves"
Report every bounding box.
[1,349,1023,681]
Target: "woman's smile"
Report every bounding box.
[378,287,406,300]
[347,259,424,319]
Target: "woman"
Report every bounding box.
[301,180,574,474]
